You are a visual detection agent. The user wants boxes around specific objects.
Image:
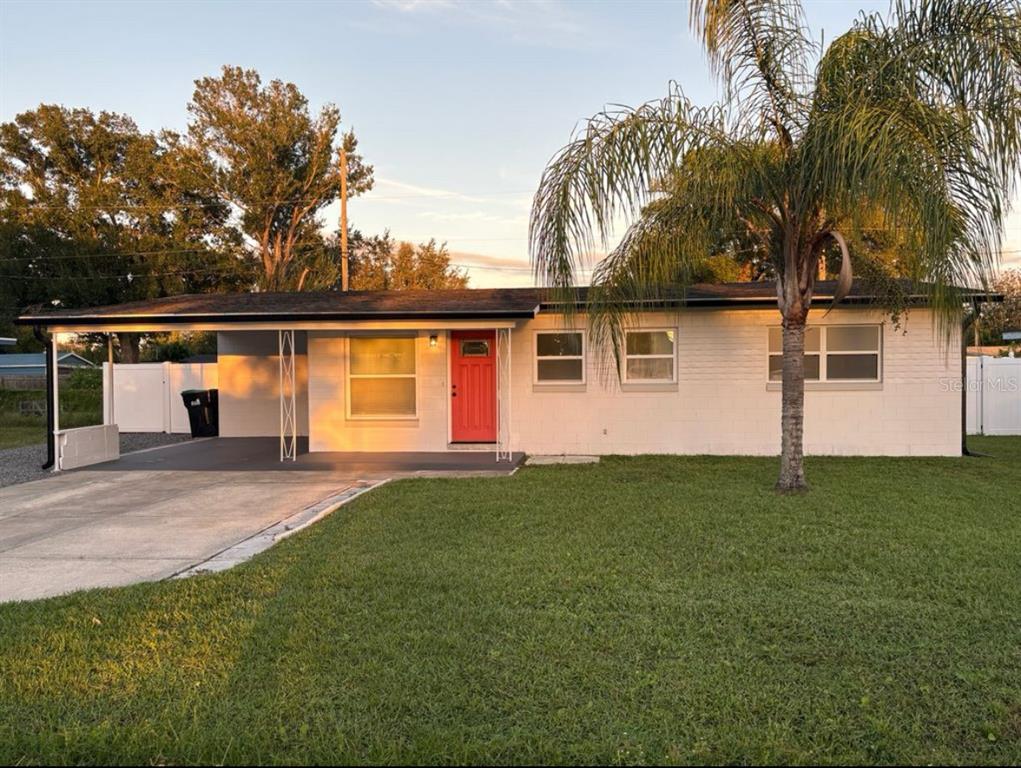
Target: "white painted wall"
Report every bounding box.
[216,331,309,438]
[307,330,450,452]
[58,424,119,470]
[511,308,960,457]
[219,307,961,456]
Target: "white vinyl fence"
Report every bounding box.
[103,361,218,433]
[967,355,1021,435]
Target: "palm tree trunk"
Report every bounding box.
[777,315,808,491]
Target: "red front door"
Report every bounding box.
[450,330,497,443]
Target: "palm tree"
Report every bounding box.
[529,0,1021,491]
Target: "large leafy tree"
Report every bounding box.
[184,66,373,291]
[530,0,1021,490]
[385,238,469,290]
[0,106,248,360]
[979,268,1021,343]
[301,230,469,291]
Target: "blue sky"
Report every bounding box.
[2,0,1018,286]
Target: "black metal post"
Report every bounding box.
[33,325,55,469]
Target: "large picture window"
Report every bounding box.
[624,330,676,383]
[768,325,881,382]
[535,331,585,383]
[348,336,417,417]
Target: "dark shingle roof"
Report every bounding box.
[17,289,544,326]
[16,281,1001,328]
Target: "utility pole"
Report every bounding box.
[339,149,349,291]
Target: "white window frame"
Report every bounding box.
[767,326,822,382]
[534,329,586,385]
[767,324,883,383]
[346,334,419,420]
[623,328,677,384]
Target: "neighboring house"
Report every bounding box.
[968,345,1014,356]
[18,281,985,458]
[0,351,95,377]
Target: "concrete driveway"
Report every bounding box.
[0,468,369,603]
[0,438,522,603]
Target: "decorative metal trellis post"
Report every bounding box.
[278,330,297,462]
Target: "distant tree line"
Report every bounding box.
[0,66,467,358]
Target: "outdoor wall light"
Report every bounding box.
[429,334,438,348]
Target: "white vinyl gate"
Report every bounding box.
[967,356,1021,435]
[103,362,219,433]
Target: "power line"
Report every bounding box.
[0,238,537,263]
[3,188,537,213]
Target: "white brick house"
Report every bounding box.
[20,282,968,462]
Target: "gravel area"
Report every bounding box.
[0,432,191,488]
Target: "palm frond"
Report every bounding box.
[690,0,814,141]
[528,86,730,296]
[802,0,1021,336]
[584,143,785,378]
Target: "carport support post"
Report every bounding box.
[51,333,60,470]
[106,335,115,426]
[496,327,513,462]
[278,330,297,462]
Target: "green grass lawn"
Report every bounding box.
[0,423,44,449]
[1,438,1019,765]
[0,380,102,449]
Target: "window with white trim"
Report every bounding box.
[768,325,881,382]
[768,327,820,380]
[624,329,676,383]
[535,331,585,383]
[348,336,417,417]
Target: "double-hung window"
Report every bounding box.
[624,329,676,383]
[535,331,585,383]
[348,336,417,417]
[768,325,881,382]
[768,327,821,380]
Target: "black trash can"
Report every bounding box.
[180,388,219,438]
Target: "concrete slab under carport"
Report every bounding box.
[84,436,524,476]
[0,438,523,603]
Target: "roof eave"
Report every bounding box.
[15,306,542,328]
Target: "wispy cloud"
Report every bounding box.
[371,177,532,208]
[448,250,530,269]
[371,0,596,50]
[373,177,488,204]
[417,209,527,227]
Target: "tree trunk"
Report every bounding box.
[777,314,808,492]
[117,332,141,364]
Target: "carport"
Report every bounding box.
[16,289,539,472]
